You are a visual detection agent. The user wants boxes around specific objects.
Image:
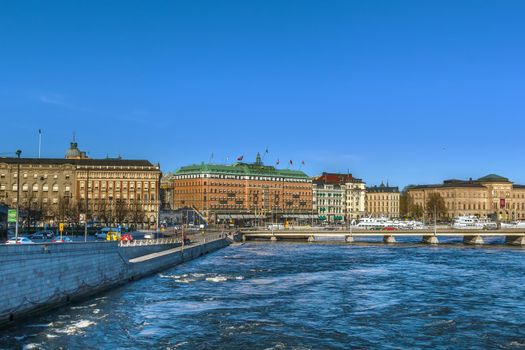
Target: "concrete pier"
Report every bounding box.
[345,235,354,243]
[463,235,485,245]
[383,235,396,244]
[422,235,439,244]
[307,236,315,242]
[270,236,278,242]
[0,237,230,328]
[505,236,525,245]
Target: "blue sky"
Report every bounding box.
[1,0,525,188]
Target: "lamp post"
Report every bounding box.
[108,196,113,227]
[15,150,21,239]
[84,168,89,242]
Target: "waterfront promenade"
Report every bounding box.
[0,232,231,328]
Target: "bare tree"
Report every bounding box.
[129,199,145,230]
[114,198,129,224]
[426,192,447,221]
[96,199,109,225]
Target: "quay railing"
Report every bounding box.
[119,237,180,247]
[119,231,231,247]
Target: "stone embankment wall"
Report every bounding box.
[0,238,230,327]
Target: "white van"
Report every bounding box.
[267,224,284,231]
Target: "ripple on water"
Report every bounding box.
[1,243,525,349]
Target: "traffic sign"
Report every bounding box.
[7,209,16,223]
[59,223,64,232]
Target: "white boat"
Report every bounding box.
[404,220,426,230]
[501,221,525,229]
[356,217,426,230]
[356,217,390,229]
[452,215,487,229]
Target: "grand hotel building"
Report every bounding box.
[0,141,161,227]
[406,174,525,220]
[162,154,313,223]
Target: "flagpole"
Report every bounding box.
[263,147,269,162]
[38,129,42,158]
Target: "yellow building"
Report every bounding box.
[406,174,525,220]
[0,141,161,227]
[366,182,400,218]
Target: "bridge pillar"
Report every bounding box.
[463,235,484,245]
[345,235,354,243]
[383,235,396,244]
[307,235,315,243]
[270,236,278,242]
[422,235,439,244]
[505,236,525,245]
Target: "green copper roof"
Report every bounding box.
[175,162,310,179]
[477,174,510,182]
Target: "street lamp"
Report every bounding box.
[108,196,113,227]
[15,150,21,239]
[84,168,90,242]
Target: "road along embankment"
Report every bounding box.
[0,236,230,328]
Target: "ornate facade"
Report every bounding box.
[164,154,313,223]
[406,174,525,220]
[366,183,400,218]
[0,142,161,227]
[312,173,366,223]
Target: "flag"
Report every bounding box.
[289,160,293,165]
[237,155,244,161]
[38,129,41,134]
[302,160,305,165]
[265,147,269,154]
[276,159,280,165]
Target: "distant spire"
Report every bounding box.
[255,152,262,165]
[72,131,76,143]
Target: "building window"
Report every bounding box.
[52,184,59,192]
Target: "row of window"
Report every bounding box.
[0,173,65,179]
[80,181,156,188]
[367,195,399,200]
[1,183,67,192]
[79,193,156,201]
[176,174,311,183]
[175,181,311,189]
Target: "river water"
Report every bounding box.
[1,241,525,349]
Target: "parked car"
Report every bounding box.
[95,227,115,240]
[6,237,34,244]
[384,226,397,231]
[52,236,73,243]
[121,233,134,242]
[30,230,55,240]
[95,232,107,240]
